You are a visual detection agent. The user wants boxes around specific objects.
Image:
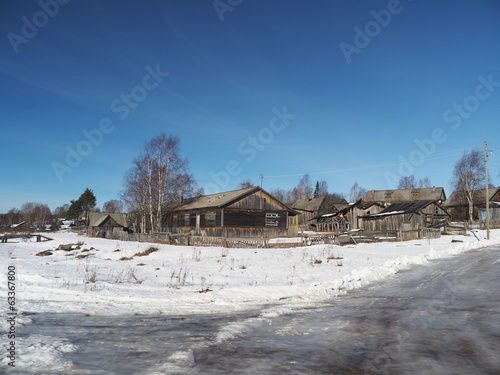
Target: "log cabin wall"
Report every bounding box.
[167,188,292,237]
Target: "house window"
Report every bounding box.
[184,214,190,226]
[385,192,392,199]
[205,212,216,227]
[265,213,280,227]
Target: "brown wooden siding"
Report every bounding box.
[226,190,289,211]
[361,203,449,232]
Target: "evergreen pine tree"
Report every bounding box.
[313,181,320,198]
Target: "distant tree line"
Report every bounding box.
[0,188,126,231]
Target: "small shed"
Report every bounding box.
[360,201,450,236]
[165,187,296,238]
[88,213,128,238]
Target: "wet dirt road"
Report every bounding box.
[16,246,500,374]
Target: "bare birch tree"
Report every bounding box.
[451,149,485,223]
[121,134,196,233]
[398,175,432,189]
[349,181,367,202]
[102,200,124,213]
[238,179,254,189]
[290,173,313,200]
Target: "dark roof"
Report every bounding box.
[291,197,325,212]
[88,213,128,228]
[332,203,350,212]
[364,187,446,203]
[445,188,500,207]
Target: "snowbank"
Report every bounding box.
[1,230,500,372]
[0,230,498,320]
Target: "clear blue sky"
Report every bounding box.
[1,0,500,213]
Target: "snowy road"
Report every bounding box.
[14,245,500,374]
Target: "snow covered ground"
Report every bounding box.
[1,229,500,372]
[1,230,499,318]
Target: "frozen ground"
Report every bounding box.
[1,229,500,373]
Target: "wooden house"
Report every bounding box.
[313,200,384,232]
[88,213,129,238]
[364,187,446,205]
[445,188,500,225]
[360,201,450,236]
[164,187,297,238]
[291,197,331,226]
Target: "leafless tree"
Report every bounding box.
[418,176,432,188]
[102,199,124,213]
[314,180,329,197]
[291,173,313,200]
[122,166,148,232]
[238,179,254,189]
[398,175,417,189]
[398,175,432,189]
[53,204,69,218]
[269,188,289,204]
[121,134,197,233]
[7,208,19,225]
[451,149,485,223]
[33,203,51,229]
[20,202,36,226]
[19,202,51,229]
[349,181,367,202]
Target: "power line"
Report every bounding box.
[263,147,476,179]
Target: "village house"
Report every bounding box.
[313,200,384,232]
[164,186,297,238]
[88,212,129,238]
[291,197,330,226]
[445,188,500,225]
[290,196,347,229]
[360,201,450,239]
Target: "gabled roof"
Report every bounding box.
[445,188,500,206]
[332,203,350,212]
[291,197,325,212]
[88,212,128,228]
[364,187,446,203]
[170,186,295,212]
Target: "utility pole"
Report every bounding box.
[485,141,490,240]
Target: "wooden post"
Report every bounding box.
[485,141,490,240]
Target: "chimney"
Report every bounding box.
[180,196,184,204]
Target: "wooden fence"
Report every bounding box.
[1,233,53,243]
[91,226,444,249]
